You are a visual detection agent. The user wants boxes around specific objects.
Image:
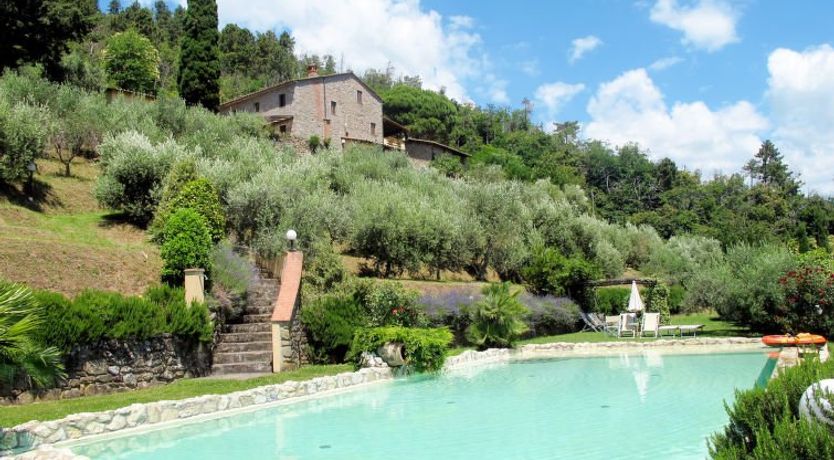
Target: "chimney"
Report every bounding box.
[307,64,318,78]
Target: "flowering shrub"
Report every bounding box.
[777,265,834,336]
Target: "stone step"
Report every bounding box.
[215,341,272,354]
[211,362,272,375]
[242,313,271,324]
[228,323,271,334]
[244,306,275,315]
[217,332,272,343]
[214,351,272,365]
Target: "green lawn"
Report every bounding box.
[520,312,755,345]
[0,365,351,428]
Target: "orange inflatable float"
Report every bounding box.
[762,333,827,347]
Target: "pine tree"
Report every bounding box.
[178,0,219,111]
[744,140,799,191]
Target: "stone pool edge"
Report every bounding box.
[2,367,393,459]
[5,337,767,459]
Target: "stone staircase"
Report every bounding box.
[211,274,277,376]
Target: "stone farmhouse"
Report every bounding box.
[219,65,469,165]
[219,65,383,147]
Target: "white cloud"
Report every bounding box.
[584,68,768,175]
[767,44,834,193]
[569,35,603,63]
[519,59,540,77]
[649,0,739,52]
[534,81,585,128]
[648,56,683,71]
[215,0,492,102]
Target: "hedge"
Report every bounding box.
[349,326,453,373]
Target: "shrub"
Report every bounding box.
[0,100,48,183]
[777,263,834,337]
[647,283,671,324]
[668,284,685,314]
[299,294,365,363]
[521,294,581,337]
[160,208,213,284]
[0,281,65,388]
[155,178,226,243]
[709,357,834,459]
[351,279,423,327]
[209,241,253,298]
[465,282,529,349]
[73,290,165,341]
[95,131,180,224]
[34,290,104,353]
[521,246,600,303]
[301,239,348,301]
[349,326,453,373]
[308,135,320,153]
[593,287,630,316]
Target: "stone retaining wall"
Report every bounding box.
[2,336,210,405]
[2,368,392,457]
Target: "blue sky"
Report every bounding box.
[115,0,834,193]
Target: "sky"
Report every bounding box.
[118,0,834,194]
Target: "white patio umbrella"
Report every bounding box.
[627,280,644,313]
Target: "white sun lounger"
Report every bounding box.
[640,312,660,338]
[678,324,704,337]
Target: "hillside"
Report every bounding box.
[0,157,161,296]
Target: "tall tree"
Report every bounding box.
[744,140,800,192]
[0,0,99,79]
[219,24,256,72]
[178,0,220,111]
[103,29,160,93]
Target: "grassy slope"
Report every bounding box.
[0,157,161,296]
[0,365,352,428]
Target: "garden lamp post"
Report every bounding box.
[26,161,36,194]
[286,229,297,251]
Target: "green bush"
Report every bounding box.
[592,287,630,316]
[709,357,834,458]
[95,131,180,224]
[0,100,48,183]
[299,294,365,363]
[647,283,671,324]
[301,239,347,301]
[35,285,213,353]
[308,135,320,153]
[34,290,105,353]
[155,178,226,243]
[465,282,529,349]
[351,279,423,327]
[349,326,453,373]
[160,208,213,284]
[0,281,65,388]
[521,246,600,303]
[668,284,685,314]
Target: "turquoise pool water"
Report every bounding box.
[70,351,768,460]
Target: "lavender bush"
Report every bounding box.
[418,286,581,344]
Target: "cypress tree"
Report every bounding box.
[178,0,219,111]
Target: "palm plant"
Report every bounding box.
[0,281,65,389]
[465,282,529,349]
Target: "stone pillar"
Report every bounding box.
[184,268,205,306]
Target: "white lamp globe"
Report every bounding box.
[799,379,834,426]
[286,229,297,242]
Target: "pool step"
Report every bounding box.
[215,341,272,354]
[211,362,273,375]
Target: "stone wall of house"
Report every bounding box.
[404,141,435,167]
[2,336,211,405]
[220,74,383,148]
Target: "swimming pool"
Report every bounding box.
[68,351,769,459]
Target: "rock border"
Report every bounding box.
[2,368,391,458]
